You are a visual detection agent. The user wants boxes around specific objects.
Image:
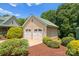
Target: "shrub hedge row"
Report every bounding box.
[43,37,61,48]
[0,38,28,56]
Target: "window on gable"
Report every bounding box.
[32,19,33,22]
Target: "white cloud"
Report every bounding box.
[27,3,32,6]
[15,14,20,16]
[35,3,41,5]
[9,3,17,7]
[26,3,41,6]
[0,8,20,17]
[9,3,41,7]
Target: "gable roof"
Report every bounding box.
[0,15,18,27]
[22,16,58,28]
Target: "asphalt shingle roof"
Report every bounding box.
[0,15,16,27]
[23,16,58,28]
[0,15,13,25]
[34,16,58,28]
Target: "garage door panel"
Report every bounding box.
[33,29,43,40]
[24,28,43,40]
[24,32,31,39]
[24,29,31,40]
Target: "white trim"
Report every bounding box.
[22,16,32,27]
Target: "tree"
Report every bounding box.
[56,4,79,38]
[41,10,57,24]
[16,18,26,26]
[41,4,79,38]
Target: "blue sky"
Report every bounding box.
[0,3,62,18]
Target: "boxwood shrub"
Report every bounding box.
[0,38,29,56]
[66,40,79,56]
[43,37,61,48]
[62,37,75,46]
[7,27,23,39]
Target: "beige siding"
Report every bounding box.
[23,16,58,41]
[47,27,58,39]
[23,16,46,40]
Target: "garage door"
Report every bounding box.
[33,29,43,40]
[24,29,32,40]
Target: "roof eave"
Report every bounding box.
[22,16,32,27]
[0,25,18,27]
[47,25,58,28]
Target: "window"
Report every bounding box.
[32,19,33,22]
[34,29,42,32]
[38,29,42,31]
[26,29,31,32]
[29,29,31,31]
[34,29,38,32]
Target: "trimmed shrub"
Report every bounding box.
[43,37,61,48]
[66,40,79,56]
[62,37,75,46]
[43,36,52,44]
[47,40,61,48]
[0,38,28,56]
[7,27,23,39]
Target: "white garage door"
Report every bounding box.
[33,29,43,40]
[24,29,31,40]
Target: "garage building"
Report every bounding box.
[22,16,58,42]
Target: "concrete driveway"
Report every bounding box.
[28,39,42,47]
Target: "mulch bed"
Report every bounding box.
[28,43,67,56]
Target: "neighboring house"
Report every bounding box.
[22,16,58,42]
[0,15,19,35]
